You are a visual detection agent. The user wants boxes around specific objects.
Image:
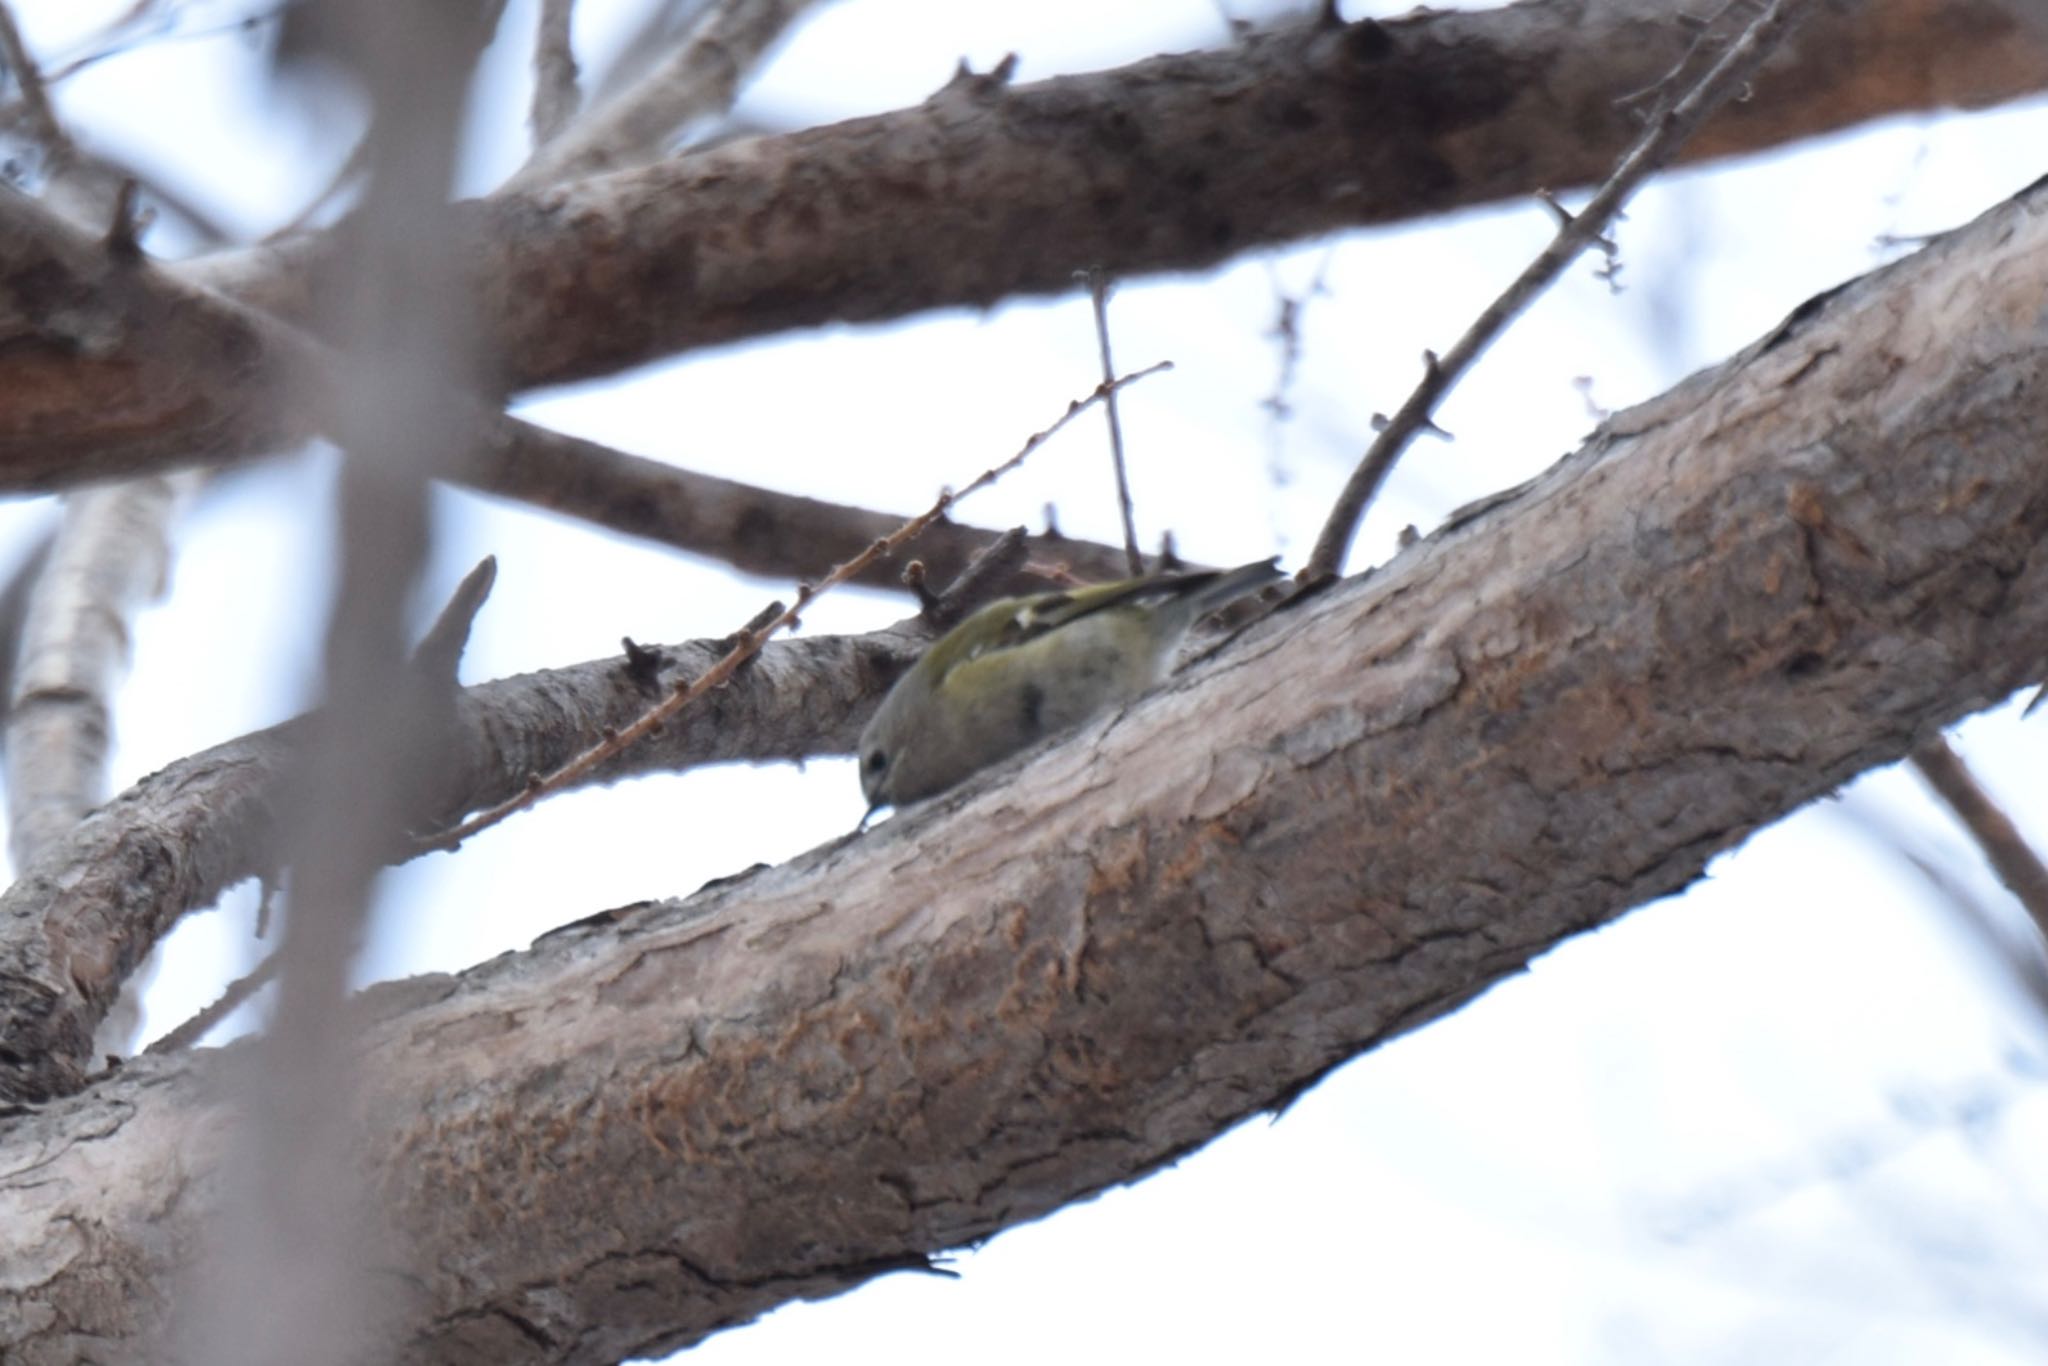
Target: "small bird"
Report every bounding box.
[859,559,1284,809]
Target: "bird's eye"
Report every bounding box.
[864,750,888,772]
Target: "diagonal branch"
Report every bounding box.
[475,415,1155,593]
[0,619,933,1103]
[0,8,202,949]
[1910,737,2048,943]
[6,171,2048,1360]
[529,0,581,147]
[178,0,2048,400]
[505,0,824,191]
[4,476,186,872]
[1306,0,1816,577]
[0,188,1152,596]
[0,2,2041,496]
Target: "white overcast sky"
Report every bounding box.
[8,2,2048,1363]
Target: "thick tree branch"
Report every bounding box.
[0,190,1145,594]
[4,161,2048,1365]
[0,1,2040,502]
[185,0,2048,396]
[0,11,204,1038]
[0,189,307,479]
[0,622,929,1102]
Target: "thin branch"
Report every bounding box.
[1839,795,2048,1021]
[529,0,581,148]
[504,0,824,193]
[1910,736,2048,943]
[924,526,1030,630]
[1087,268,1144,577]
[1260,248,1334,424]
[144,950,280,1055]
[5,475,188,872]
[426,361,1173,851]
[264,127,370,239]
[82,144,231,246]
[1304,0,1819,578]
[468,414,1158,594]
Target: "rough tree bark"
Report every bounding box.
[0,0,2041,484]
[1,160,2044,1363]
[0,621,929,1102]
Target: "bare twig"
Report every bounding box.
[530,0,581,148]
[1260,248,1334,425]
[425,362,1172,851]
[1910,736,2048,944]
[145,950,281,1055]
[1087,268,1144,577]
[37,0,222,86]
[1304,0,1818,579]
[0,2,66,163]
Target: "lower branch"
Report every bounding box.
[0,623,931,1103]
[3,175,2048,1365]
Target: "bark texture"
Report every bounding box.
[0,623,928,1104]
[2,174,2046,1363]
[0,192,1146,599]
[221,0,2048,394]
[0,0,2029,484]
